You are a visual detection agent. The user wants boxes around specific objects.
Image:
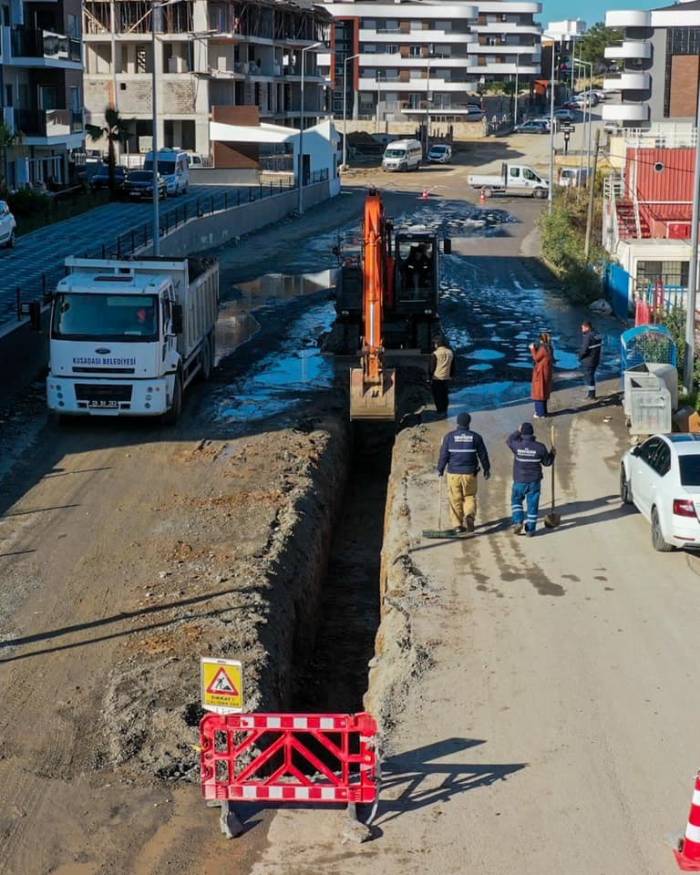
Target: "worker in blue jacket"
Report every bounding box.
[437,412,491,533]
[506,422,556,536]
[579,320,602,399]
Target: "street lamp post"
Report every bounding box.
[297,40,322,216]
[513,55,519,127]
[151,0,160,254]
[547,37,557,214]
[342,52,360,169]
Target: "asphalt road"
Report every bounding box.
[0,183,284,328]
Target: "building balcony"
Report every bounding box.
[473,23,542,35]
[466,61,539,74]
[601,102,649,122]
[358,29,476,44]
[605,40,651,60]
[605,10,651,28]
[357,54,469,67]
[470,43,540,54]
[358,77,477,92]
[12,108,85,144]
[324,2,477,19]
[476,1,542,12]
[603,71,650,91]
[6,27,82,68]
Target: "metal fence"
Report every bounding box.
[12,171,329,323]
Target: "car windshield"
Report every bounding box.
[385,149,406,158]
[144,160,176,174]
[52,293,159,341]
[430,147,447,154]
[679,456,700,486]
[130,171,152,182]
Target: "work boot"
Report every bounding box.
[525,527,535,537]
[454,526,466,535]
[465,515,475,533]
[512,522,523,535]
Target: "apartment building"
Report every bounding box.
[83,0,330,160]
[0,0,84,187]
[318,0,541,122]
[603,0,700,127]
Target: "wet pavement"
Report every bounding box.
[205,197,622,426]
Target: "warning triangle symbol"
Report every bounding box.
[206,667,239,697]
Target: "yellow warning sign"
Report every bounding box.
[200,657,243,714]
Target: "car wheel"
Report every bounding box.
[620,466,632,504]
[651,507,673,552]
[6,230,16,249]
[533,188,547,200]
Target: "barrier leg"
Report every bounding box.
[219,800,245,839]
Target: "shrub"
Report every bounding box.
[6,188,51,218]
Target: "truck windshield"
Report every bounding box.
[384,149,406,158]
[52,293,159,341]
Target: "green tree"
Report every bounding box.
[577,22,621,70]
[86,106,130,196]
[0,122,19,191]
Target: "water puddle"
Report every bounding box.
[214,303,335,424]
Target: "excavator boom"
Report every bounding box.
[349,190,397,421]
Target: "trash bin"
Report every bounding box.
[623,367,662,418]
[628,383,672,436]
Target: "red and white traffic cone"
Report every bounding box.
[479,188,486,204]
[675,772,700,870]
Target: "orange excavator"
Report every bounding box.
[349,189,397,421]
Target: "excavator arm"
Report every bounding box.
[349,190,396,421]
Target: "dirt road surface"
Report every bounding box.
[1,152,693,874]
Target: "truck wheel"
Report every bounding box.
[164,372,183,424]
[482,187,492,199]
[533,188,547,199]
[199,335,213,381]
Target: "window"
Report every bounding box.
[679,456,700,486]
[639,437,663,467]
[1,5,9,26]
[69,86,81,112]
[653,443,671,476]
[67,13,80,37]
[136,46,148,73]
[509,166,520,178]
[4,84,12,108]
[636,260,689,289]
[523,169,538,181]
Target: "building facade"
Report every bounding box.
[318,0,541,123]
[603,0,700,127]
[83,0,330,160]
[0,0,85,187]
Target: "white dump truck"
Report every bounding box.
[46,256,219,422]
[468,163,549,199]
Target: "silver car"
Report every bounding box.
[0,200,17,249]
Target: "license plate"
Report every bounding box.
[88,400,119,409]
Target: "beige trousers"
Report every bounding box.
[447,473,478,527]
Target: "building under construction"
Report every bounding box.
[83,0,331,159]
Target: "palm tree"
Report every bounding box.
[86,106,130,196]
[0,122,19,191]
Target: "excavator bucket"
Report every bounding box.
[349,367,396,421]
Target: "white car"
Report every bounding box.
[0,200,16,249]
[621,434,700,551]
[427,144,452,164]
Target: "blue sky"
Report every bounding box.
[541,0,657,28]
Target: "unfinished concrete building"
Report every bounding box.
[82,0,331,160]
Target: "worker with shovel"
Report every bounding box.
[437,412,491,534]
[506,423,556,537]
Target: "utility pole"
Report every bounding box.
[296,41,322,216]
[547,38,556,215]
[584,127,600,260]
[341,53,359,169]
[151,0,160,255]
[683,86,700,395]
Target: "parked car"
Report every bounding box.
[125,170,167,200]
[592,89,608,101]
[0,200,17,249]
[90,165,128,193]
[514,119,550,134]
[427,144,452,164]
[574,91,599,107]
[553,108,577,122]
[620,433,700,552]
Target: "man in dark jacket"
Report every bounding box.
[437,412,491,533]
[579,320,602,399]
[506,422,555,536]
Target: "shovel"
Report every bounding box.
[543,424,561,529]
[422,476,462,539]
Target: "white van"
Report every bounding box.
[559,167,589,188]
[143,148,190,196]
[382,139,422,172]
